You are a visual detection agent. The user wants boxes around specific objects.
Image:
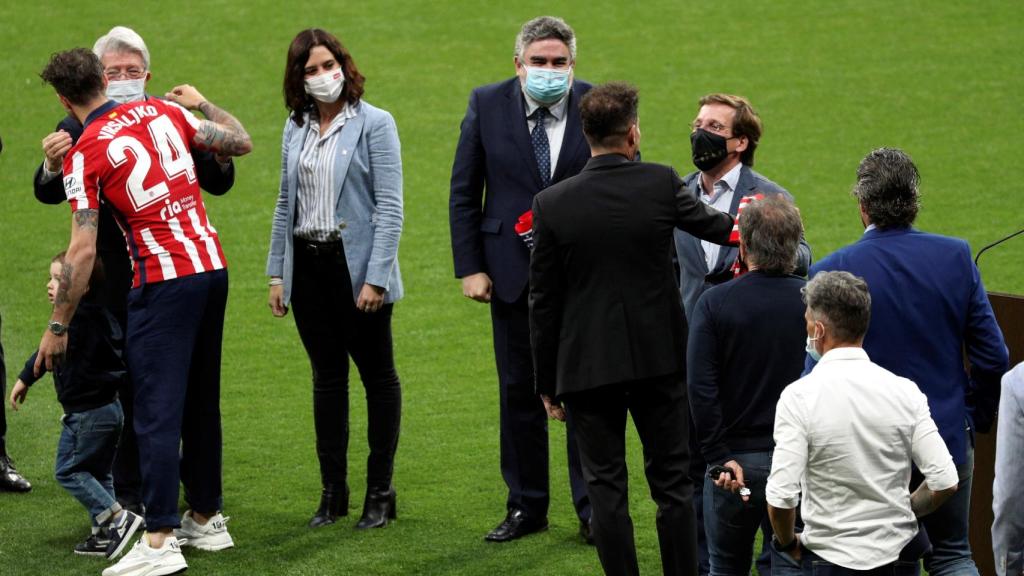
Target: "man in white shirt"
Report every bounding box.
[993,362,1024,576]
[765,271,959,574]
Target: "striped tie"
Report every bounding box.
[531,107,551,189]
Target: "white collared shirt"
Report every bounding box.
[766,347,958,570]
[523,88,569,182]
[696,162,741,271]
[294,104,358,242]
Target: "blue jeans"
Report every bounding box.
[919,444,978,576]
[704,450,774,576]
[55,401,124,525]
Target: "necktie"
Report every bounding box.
[531,107,551,189]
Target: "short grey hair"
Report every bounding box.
[802,271,872,343]
[852,147,920,229]
[739,195,803,274]
[514,16,576,60]
[93,26,150,70]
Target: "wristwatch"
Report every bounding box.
[48,320,68,336]
[771,533,798,552]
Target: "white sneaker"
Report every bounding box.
[101,535,187,576]
[173,511,234,551]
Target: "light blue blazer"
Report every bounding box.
[267,100,404,306]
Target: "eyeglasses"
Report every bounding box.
[691,120,731,135]
[104,67,146,80]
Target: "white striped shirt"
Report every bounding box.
[294,105,358,242]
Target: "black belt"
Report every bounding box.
[295,237,343,257]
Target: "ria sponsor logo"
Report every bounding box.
[160,195,197,221]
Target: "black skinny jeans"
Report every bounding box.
[290,239,402,492]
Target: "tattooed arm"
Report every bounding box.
[34,209,98,375]
[165,84,253,157]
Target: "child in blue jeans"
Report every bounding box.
[8,252,141,559]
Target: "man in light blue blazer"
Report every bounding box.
[809,147,1008,576]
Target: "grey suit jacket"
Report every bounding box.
[267,100,404,306]
[673,165,811,320]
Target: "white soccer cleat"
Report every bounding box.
[173,511,234,551]
[101,535,187,576]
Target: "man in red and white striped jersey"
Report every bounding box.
[38,48,251,576]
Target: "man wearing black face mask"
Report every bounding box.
[674,93,811,576]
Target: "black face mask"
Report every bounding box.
[690,128,729,172]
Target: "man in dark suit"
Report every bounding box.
[530,82,735,576]
[32,26,235,514]
[809,147,1009,576]
[686,196,807,573]
[673,93,810,574]
[449,15,591,542]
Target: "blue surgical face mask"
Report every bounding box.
[805,323,823,362]
[524,66,571,104]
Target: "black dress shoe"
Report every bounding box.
[308,484,348,528]
[355,488,396,529]
[484,509,548,542]
[0,454,31,493]
[579,518,594,545]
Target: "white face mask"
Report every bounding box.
[106,79,146,103]
[304,69,345,103]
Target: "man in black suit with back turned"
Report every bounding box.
[530,82,735,576]
[450,15,592,542]
[31,26,235,514]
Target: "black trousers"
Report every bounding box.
[291,239,401,491]
[564,374,697,576]
[491,293,590,522]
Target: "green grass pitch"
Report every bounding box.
[0,1,1020,574]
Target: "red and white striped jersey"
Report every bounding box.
[62,99,226,287]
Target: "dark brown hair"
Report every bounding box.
[283,28,365,127]
[40,48,105,106]
[698,93,762,166]
[579,82,638,148]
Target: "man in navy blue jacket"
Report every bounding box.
[449,15,592,542]
[808,147,1009,576]
[687,196,807,574]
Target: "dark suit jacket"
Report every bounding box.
[674,165,811,320]
[530,155,735,397]
[450,77,592,303]
[33,110,235,315]
[809,226,1009,465]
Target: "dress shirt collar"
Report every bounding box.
[696,162,742,198]
[523,86,569,121]
[309,103,357,139]
[815,346,869,365]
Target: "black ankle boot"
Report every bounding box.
[0,441,31,493]
[308,484,348,528]
[355,488,396,529]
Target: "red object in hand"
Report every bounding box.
[729,193,765,277]
[515,209,535,250]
